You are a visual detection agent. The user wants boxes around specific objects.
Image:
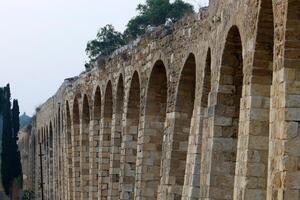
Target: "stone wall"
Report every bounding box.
[18,0,300,199]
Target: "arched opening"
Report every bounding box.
[99,81,113,199]
[66,101,73,199]
[57,107,62,199]
[42,127,46,198]
[285,0,300,66]
[169,54,196,198]
[121,71,140,199]
[49,122,54,199]
[81,95,90,199]
[212,26,243,199]
[90,86,101,199]
[110,75,124,199]
[60,109,65,199]
[72,97,80,199]
[45,126,50,199]
[142,60,167,199]
[201,49,212,109]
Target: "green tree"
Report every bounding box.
[1,84,13,196]
[1,85,23,197]
[0,88,4,114]
[11,100,22,182]
[86,24,125,62]
[85,0,193,65]
[124,0,194,39]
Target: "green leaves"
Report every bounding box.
[85,0,194,65]
[0,85,22,196]
[85,24,126,62]
[124,0,194,39]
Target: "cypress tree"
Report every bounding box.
[1,84,13,196]
[0,85,23,197]
[0,88,4,114]
[11,100,22,183]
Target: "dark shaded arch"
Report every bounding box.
[93,86,102,120]
[211,26,243,199]
[81,94,90,199]
[201,48,212,108]
[104,82,113,118]
[110,75,124,199]
[169,53,196,198]
[72,97,81,199]
[90,87,101,199]
[285,0,300,67]
[45,125,50,199]
[56,107,62,199]
[65,101,73,199]
[142,60,168,199]
[49,122,54,199]
[99,81,113,199]
[121,71,140,199]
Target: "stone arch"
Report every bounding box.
[168,53,196,199]
[201,48,212,109]
[56,107,61,200]
[81,94,90,199]
[72,96,81,199]
[99,81,113,199]
[109,74,124,199]
[45,125,50,199]
[285,0,300,66]
[201,26,244,200]
[90,86,101,200]
[41,126,47,199]
[234,1,274,199]
[89,86,102,200]
[141,60,168,199]
[121,71,140,199]
[65,101,73,199]
[49,122,54,200]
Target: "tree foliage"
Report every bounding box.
[124,0,193,39]
[85,24,126,62]
[85,0,193,64]
[11,100,22,181]
[1,84,22,197]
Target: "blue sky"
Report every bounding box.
[0,0,208,116]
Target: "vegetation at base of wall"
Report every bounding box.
[22,190,34,200]
[0,84,23,197]
[85,0,194,67]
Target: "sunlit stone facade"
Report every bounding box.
[18,0,300,199]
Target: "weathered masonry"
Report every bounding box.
[18,0,300,199]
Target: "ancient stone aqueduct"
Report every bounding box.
[18,0,300,199]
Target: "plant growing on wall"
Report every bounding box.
[85,0,194,66]
[124,0,194,39]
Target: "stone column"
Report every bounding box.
[72,123,81,199]
[181,106,203,200]
[89,119,100,200]
[80,119,90,200]
[99,117,112,199]
[233,84,270,200]
[267,1,300,199]
[108,112,122,200]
